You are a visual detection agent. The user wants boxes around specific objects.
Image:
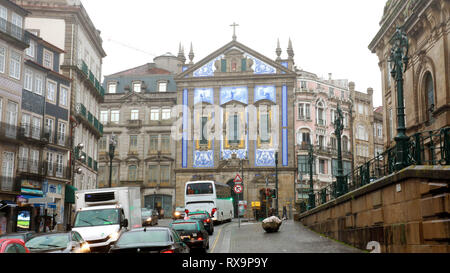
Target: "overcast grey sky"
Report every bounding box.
[82,0,386,107]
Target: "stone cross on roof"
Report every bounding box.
[230,22,239,41]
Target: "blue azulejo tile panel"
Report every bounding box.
[193,150,214,168]
[243,53,276,74]
[282,128,288,166]
[254,85,276,103]
[194,88,214,105]
[220,86,248,105]
[255,149,276,167]
[193,55,225,77]
[182,89,188,168]
[282,85,288,127]
[222,149,247,160]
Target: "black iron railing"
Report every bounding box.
[303,127,450,211]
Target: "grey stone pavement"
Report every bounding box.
[159,218,363,253]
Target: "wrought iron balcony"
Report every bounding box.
[0,18,28,47]
[46,162,71,180]
[0,176,21,193]
[17,158,48,177]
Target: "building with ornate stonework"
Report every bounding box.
[294,70,353,200]
[369,0,450,147]
[349,83,376,169]
[174,37,297,217]
[99,53,178,216]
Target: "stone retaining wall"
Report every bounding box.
[296,166,450,253]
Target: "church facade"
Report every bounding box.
[174,38,297,217]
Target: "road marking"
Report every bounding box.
[210,226,223,253]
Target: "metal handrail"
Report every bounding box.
[304,127,450,210]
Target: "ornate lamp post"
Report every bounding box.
[389,27,409,171]
[275,151,279,216]
[108,134,117,188]
[335,103,346,197]
[308,144,315,209]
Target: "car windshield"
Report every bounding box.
[0,234,25,240]
[25,234,69,250]
[175,207,184,211]
[171,222,198,231]
[141,209,153,217]
[116,230,169,247]
[73,209,119,227]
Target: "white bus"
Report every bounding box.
[184,181,234,223]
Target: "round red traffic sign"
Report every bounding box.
[233,184,243,194]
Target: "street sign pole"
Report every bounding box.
[265,176,269,218]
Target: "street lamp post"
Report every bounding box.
[275,151,279,216]
[389,26,409,171]
[308,144,315,209]
[108,135,116,188]
[335,103,346,197]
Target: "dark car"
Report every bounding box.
[186,211,214,235]
[109,227,190,253]
[25,231,90,253]
[0,231,35,242]
[0,239,30,253]
[172,207,186,220]
[170,219,209,252]
[142,208,159,226]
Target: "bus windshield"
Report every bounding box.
[186,183,214,195]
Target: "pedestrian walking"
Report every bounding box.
[282,206,288,220]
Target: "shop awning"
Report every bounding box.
[65,185,78,204]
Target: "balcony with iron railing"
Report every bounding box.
[17,158,47,177]
[0,122,22,143]
[70,59,105,100]
[46,162,71,180]
[75,103,104,137]
[302,127,450,211]
[0,18,29,48]
[0,176,21,193]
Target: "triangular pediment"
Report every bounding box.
[176,40,294,79]
[120,91,146,102]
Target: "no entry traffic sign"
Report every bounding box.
[233,184,243,194]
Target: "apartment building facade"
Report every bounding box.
[0,0,29,234]
[295,70,353,200]
[99,54,178,215]
[12,0,106,195]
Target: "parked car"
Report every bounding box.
[186,211,214,235]
[172,207,186,220]
[170,219,209,252]
[141,208,159,226]
[0,239,30,253]
[109,227,190,253]
[0,231,35,242]
[25,231,90,253]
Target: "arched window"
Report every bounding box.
[317,101,325,126]
[424,72,434,122]
[297,129,311,148]
[342,136,349,152]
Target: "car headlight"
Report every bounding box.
[108,231,120,241]
[80,242,90,253]
[174,212,180,216]
[146,217,152,221]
